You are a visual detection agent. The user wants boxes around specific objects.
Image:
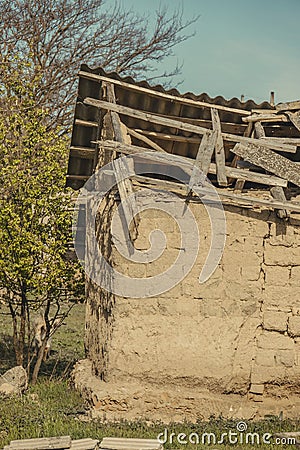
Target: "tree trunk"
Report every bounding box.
[31,337,48,385]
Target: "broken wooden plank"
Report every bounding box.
[126,128,166,152]
[243,113,288,123]
[231,143,300,187]
[78,70,251,116]
[270,186,289,219]
[276,100,300,112]
[84,98,297,153]
[188,132,215,193]
[194,131,217,177]
[131,129,299,150]
[8,436,72,450]
[254,122,265,139]
[132,174,300,213]
[285,111,300,132]
[97,140,288,187]
[211,108,227,186]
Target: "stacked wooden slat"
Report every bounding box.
[2,436,99,450]
[99,437,163,450]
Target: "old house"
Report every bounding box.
[67,65,300,421]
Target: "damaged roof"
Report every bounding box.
[66,64,280,190]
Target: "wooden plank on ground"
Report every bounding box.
[8,436,71,450]
[100,437,162,450]
[285,111,300,132]
[78,70,251,116]
[96,140,288,187]
[83,98,297,153]
[70,438,99,449]
[211,108,227,186]
[231,143,300,187]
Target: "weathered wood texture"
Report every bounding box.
[211,108,227,186]
[126,128,166,152]
[270,186,289,219]
[231,143,300,187]
[84,98,296,153]
[132,174,300,213]
[100,437,162,450]
[6,436,72,450]
[285,111,300,132]
[105,82,140,241]
[276,100,300,111]
[97,140,287,187]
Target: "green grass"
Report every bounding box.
[1,304,299,449]
[0,380,299,449]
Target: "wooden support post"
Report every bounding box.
[188,130,217,193]
[211,108,227,186]
[105,82,140,241]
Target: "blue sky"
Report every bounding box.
[117,0,299,104]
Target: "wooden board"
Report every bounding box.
[83,98,297,153]
[270,186,289,219]
[7,436,71,450]
[100,437,162,450]
[188,131,216,191]
[98,140,288,187]
[126,128,166,152]
[132,174,300,213]
[104,83,140,241]
[211,108,227,186]
[276,100,300,112]
[231,143,300,187]
[286,111,300,132]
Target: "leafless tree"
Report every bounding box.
[0,0,198,129]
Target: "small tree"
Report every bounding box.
[0,57,84,383]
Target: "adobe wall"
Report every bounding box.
[84,192,300,407]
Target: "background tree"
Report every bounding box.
[0,58,84,382]
[0,0,198,129]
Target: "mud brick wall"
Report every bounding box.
[85,193,300,395]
